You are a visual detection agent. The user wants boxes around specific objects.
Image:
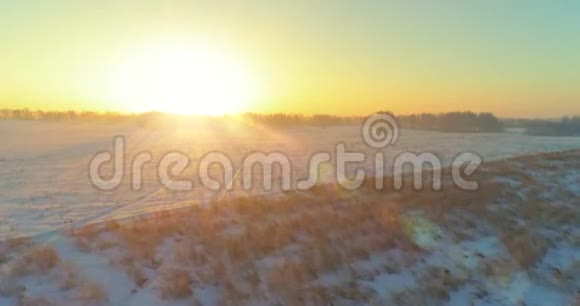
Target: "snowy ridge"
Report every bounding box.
[0,150,578,305]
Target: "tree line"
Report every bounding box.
[244,111,504,132]
[523,116,580,136]
[0,109,132,121]
[0,108,509,133]
[393,112,504,133]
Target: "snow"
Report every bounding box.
[366,271,416,299]
[540,243,580,272]
[479,272,573,306]
[447,285,478,306]
[0,120,579,305]
[563,170,580,196]
[2,121,579,239]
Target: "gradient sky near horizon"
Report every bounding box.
[1,1,579,117]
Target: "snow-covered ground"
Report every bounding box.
[0,149,578,306]
[1,120,579,239]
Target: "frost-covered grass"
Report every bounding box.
[1,150,578,305]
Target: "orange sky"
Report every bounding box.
[1,1,579,117]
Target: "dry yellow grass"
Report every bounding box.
[0,237,34,264]
[77,279,108,305]
[51,150,579,304]
[423,266,466,300]
[122,260,148,288]
[502,229,551,269]
[15,295,55,306]
[157,267,193,299]
[10,245,60,277]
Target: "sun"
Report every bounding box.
[109,42,256,115]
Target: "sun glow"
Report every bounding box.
[108,42,256,115]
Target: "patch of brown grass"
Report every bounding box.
[423,266,466,300]
[77,279,108,306]
[16,295,55,306]
[10,245,60,277]
[157,267,193,299]
[266,261,308,306]
[484,258,517,280]
[333,281,374,302]
[101,219,120,232]
[123,260,148,288]
[502,229,551,269]
[118,224,161,267]
[307,285,334,305]
[0,237,34,264]
[72,222,101,240]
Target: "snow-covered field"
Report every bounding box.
[0,120,578,238]
[0,148,578,306]
[0,120,579,306]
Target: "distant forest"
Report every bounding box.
[391,112,504,133]
[1,108,578,135]
[0,109,503,132]
[243,111,504,133]
[0,109,132,121]
[523,116,580,136]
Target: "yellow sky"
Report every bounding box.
[1,1,579,117]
